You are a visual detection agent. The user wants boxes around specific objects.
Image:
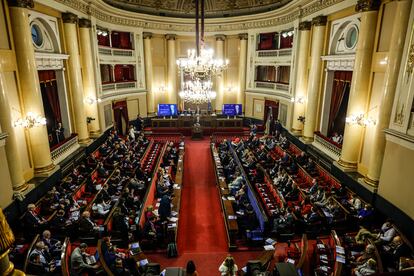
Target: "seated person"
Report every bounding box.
[381,236,411,269]
[41,230,61,257]
[303,158,317,175]
[353,258,377,276]
[25,204,47,234]
[375,221,396,244]
[27,253,57,275]
[295,152,307,166]
[348,196,362,212]
[70,243,99,275]
[97,162,109,177]
[30,241,52,267]
[351,244,376,266]
[280,152,290,167]
[312,188,328,207]
[143,216,162,241]
[307,179,319,195]
[110,258,131,276]
[78,211,100,236]
[358,204,374,220]
[92,197,111,217]
[286,161,298,175]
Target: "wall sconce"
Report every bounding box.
[97,30,108,36]
[14,112,47,128]
[345,113,377,127]
[225,86,234,93]
[379,57,388,65]
[158,86,166,93]
[85,97,102,105]
[282,30,294,38]
[290,96,305,104]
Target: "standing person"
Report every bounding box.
[185,260,199,276]
[219,255,238,276]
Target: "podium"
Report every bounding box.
[191,125,203,140]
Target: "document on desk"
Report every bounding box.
[264,244,275,251]
[227,196,236,201]
[169,217,178,222]
[228,215,237,220]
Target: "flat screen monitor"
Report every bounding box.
[223,104,242,116]
[158,104,178,116]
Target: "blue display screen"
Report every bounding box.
[223,104,242,116]
[158,104,178,116]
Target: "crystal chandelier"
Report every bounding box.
[177,0,228,104]
[179,79,217,104]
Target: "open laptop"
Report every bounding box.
[129,242,141,256]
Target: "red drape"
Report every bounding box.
[114,65,134,82]
[39,70,61,124]
[280,35,293,49]
[97,34,110,47]
[258,33,275,50]
[111,32,132,49]
[113,101,129,135]
[328,71,352,135]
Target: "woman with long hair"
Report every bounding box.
[219,255,238,276]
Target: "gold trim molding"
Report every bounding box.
[79,18,91,28]
[355,0,381,12]
[337,158,357,169]
[48,0,348,33]
[299,21,312,30]
[62,12,78,24]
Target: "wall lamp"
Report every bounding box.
[14,112,47,128]
[345,113,376,127]
[85,97,102,105]
[290,96,305,104]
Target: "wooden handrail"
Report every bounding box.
[23,234,40,273]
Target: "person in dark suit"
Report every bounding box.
[78,211,99,236]
[111,258,131,276]
[25,204,47,236]
[158,195,171,221]
[112,208,129,241]
[41,230,61,257]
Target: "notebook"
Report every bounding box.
[129,242,141,256]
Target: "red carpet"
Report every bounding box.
[177,138,227,253]
[147,138,266,274]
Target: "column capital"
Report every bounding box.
[78,18,91,28]
[355,0,381,12]
[143,32,153,39]
[238,33,248,40]
[215,34,226,41]
[62,12,78,24]
[165,34,176,40]
[7,0,34,8]
[299,21,312,30]
[312,16,327,26]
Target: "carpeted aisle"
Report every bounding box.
[146,138,264,274]
[177,139,227,253]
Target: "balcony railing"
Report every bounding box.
[101,81,137,92]
[313,131,342,160]
[254,81,289,91]
[256,48,292,58]
[51,134,80,164]
[98,46,134,57]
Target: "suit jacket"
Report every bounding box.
[78,217,95,235]
[25,211,42,229]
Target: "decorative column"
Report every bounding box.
[215,34,226,112]
[166,34,177,104]
[303,16,327,141]
[292,21,311,134]
[62,13,90,144]
[338,0,380,169]
[0,73,26,191]
[365,0,411,186]
[8,0,55,174]
[79,18,100,137]
[238,33,248,110]
[143,32,155,113]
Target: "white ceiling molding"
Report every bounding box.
[322,54,355,71]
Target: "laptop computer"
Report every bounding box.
[129,242,141,256]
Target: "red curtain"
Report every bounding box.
[111,32,131,49]
[328,71,352,135]
[258,33,275,50]
[39,70,61,124]
[280,35,293,49]
[114,65,134,82]
[97,34,110,46]
[113,101,129,135]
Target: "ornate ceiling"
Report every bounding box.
[102,0,293,18]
